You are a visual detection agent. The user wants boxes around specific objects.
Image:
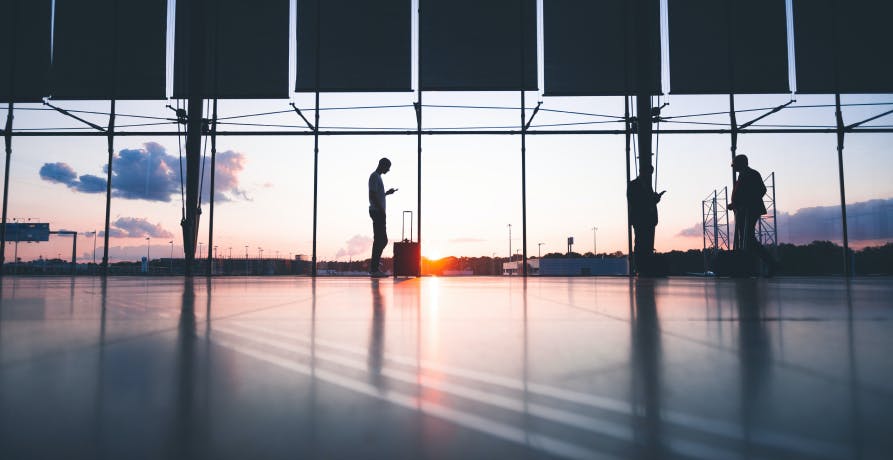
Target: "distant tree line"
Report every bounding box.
[3,241,891,276]
[657,241,893,276]
[416,242,893,276]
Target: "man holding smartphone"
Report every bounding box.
[627,164,665,275]
[368,157,397,277]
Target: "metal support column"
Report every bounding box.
[311,91,319,277]
[520,90,528,276]
[416,0,424,276]
[310,0,321,277]
[835,93,850,276]
[1,102,12,272]
[518,0,529,276]
[624,97,633,275]
[632,0,654,177]
[729,94,738,184]
[182,0,207,276]
[631,0,656,272]
[415,92,422,276]
[102,101,116,273]
[206,99,217,276]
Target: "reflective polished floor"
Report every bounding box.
[1,275,891,460]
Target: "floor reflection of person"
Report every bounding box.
[631,279,663,458]
[368,279,385,390]
[734,280,772,455]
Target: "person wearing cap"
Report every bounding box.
[368,157,397,277]
[729,154,777,276]
[627,164,665,275]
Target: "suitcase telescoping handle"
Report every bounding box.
[402,211,413,242]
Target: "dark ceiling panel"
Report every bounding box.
[296,0,411,92]
[420,0,537,91]
[0,0,52,102]
[669,0,789,94]
[544,0,661,96]
[52,0,167,100]
[175,0,290,99]
[794,0,893,94]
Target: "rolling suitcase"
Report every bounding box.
[393,211,420,277]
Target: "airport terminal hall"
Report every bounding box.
[2,1,892,459]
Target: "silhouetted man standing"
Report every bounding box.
[369,158,396,277]
[729,155,776,276]
[628,164,665,275]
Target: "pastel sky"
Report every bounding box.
[3,0,892,263]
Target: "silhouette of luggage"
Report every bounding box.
[393,211,420,277]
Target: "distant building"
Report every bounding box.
[503,259,538,275]
[540,257,628,276]
[504,257,628,276]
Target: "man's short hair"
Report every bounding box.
[733,155,749,167]
[378,157,391,168]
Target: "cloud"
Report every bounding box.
[777,198,893,244]
[38,162,108,194]
[449,237,486,244]
[76,174,108,193]
[39,162,77,184]
[335,235,373,259]
[676,223,703,238]
[99,217,173,239]
[39,142,248,203]
[677,197,893,244]
[206,150,250,202]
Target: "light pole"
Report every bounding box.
[537,242,544,259]
[591,226,598,256]
[228,247,232,259]
[507,224,512,261]
[258,247,263,259]
[214,245,218,259]
[169,240,173,273]
[244,245,248,258]
[198,242,203,258]
[146,237,150,273]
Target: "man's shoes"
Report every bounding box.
[370,270,388,278]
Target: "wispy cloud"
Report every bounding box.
[335,234,373,259]
[39,142,249,203]
[99,217,173,239]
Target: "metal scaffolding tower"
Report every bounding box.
[757,172,779,253]
[702,187,731,270]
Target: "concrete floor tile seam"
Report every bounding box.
[209,335,616,460]
[211,325,645,454]
[210,326,846,460]
[192,292,329,323]
[526,292,889,397]
[211,329,777,460]
[0,317,204,371]
[224,320,849,459]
